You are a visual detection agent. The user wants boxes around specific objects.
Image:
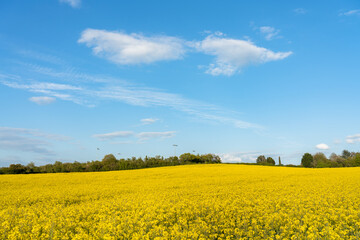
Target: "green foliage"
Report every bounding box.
[342,150,351,159]
[313,153,329,168]
[355,153,360,166]
[8,164,27,174]
[0,153,222,174]
[256,155,275,166]
[256,155,266,164]
[266,157,275,166]
[301,153,313,168]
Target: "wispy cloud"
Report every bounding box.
[294,8,307,15]
[93,131,134,141]
[78,29,186,64]
[0,76,89,106]
[60,0,81,8]
[346,134,360,144]
[141,118,159,125]
[259,26,281,40]
[0,127,69,155]
[339,9,360,16]
[0,71,260,129]
[195,34,292,76]
[29,96,56,105]
[137,131,175,140]
[92,130,176,142]
[315,143,330,150]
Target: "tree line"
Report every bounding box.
[255,150,360,168]
[301,150,360,168]
[0,153,222,174]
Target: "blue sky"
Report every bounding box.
[0,0,359,166]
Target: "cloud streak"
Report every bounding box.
[29,96,56,105]
[93,131,134,141]
[60,0,81,8]
[92,130,176,142]
[0,127,69,155]
[141,118,159,125]
[137,131,175,140]
[340,9,360,16]
[294,8,307,15]
[259,26,281,40]
[346,134,360,144]
[0,72,260,129]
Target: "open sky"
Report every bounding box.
[0,0,359,166]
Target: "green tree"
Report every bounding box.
[313,152,329,168]
[266,157,275,165]
[301,153,313,168]
[354,153,360,166]
[102,154,118,171]
[342,150,351,159]
[256,155,266,164]
[8,164,27,174]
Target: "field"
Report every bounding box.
[1,164,360,239]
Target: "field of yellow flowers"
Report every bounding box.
[1,164,360,239]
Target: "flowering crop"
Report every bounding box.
[1,164,360,239]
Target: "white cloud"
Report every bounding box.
[137,131,175,140]
[141,118,159,125]
[93,131,134,141]
[259,26,281,40]
[218,153,244,163]
[218,152,264,163]
[195,35,292,76]
[346,134,360,144]
[60,0,81,8]
[315,143,330,150]
[29,96,56,105]
[294,8,307,15]
[78,29,185,64]
[340,9,360,16]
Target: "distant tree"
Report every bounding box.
[102,154,118,171]
[53,161,63,173]
[86,160,103,172]
[200,154,221,163]
[256,155,266,164]
[8,164,27,174]
[179,153,202,164]
[355,153,360,166]
[266,157,275,165]
[313,153,329,168]
[301,153,313,168]
[0,152,221,174]
[342,150,351,159]
[26,162,36,173]
[329,153,338,161]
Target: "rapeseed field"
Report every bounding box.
[1,164,360,239]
